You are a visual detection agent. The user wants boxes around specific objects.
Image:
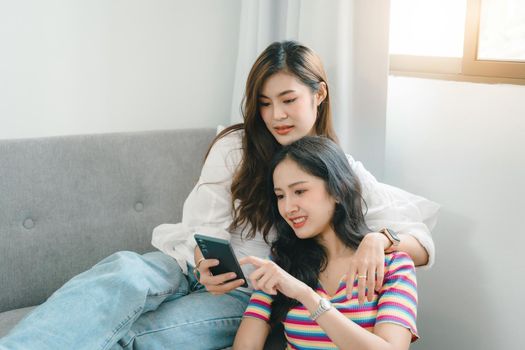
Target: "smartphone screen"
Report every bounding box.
[194,234,248,287]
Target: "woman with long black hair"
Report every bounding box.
[235,136,418,349]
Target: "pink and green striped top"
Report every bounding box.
[244,252,418,349]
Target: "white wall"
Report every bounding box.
[0,0,241,140]
[386,76,525,349]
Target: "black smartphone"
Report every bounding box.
[194,234,248,288]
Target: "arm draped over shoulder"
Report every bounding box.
[347,154,439,268]
[151,131,438,274]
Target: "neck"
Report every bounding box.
[318,228,353,259]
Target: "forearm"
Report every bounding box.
[396,233,428,266]
[368,232,428,267]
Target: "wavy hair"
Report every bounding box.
[206,41,337,241]
[266,136,370,324]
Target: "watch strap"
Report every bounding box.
[310,297,332,320]
[379,228,400,252]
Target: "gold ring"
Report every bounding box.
[358,275,367,279]
[195,257,206,269]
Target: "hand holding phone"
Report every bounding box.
[194,234,248,288]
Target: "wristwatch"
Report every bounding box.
[310,297,332,321]
[379,227,400,251]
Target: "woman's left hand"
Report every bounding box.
[239,256,309,300]
[345,232,389,304]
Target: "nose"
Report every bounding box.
[272,104,287,121]
[283,197,298,217]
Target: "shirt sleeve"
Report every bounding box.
[347,154,440,268]
[151,130,243,273]
[376,252,419,342]
[244,290,274,323]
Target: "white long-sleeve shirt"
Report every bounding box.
[152,130,439,279]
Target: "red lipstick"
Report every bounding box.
[289,216,307,228]
[274,126,293,135]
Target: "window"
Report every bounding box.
[389,0,525,84]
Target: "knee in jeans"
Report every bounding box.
[106,251,141,265]
[99,251,148,277]
[97,251,184,292]
[105,251,181,279]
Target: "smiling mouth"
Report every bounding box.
[289,216,307,228]
[274,126,294,135]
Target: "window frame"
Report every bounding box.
[389,0,525,85]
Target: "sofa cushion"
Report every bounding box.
[0,128,216,313]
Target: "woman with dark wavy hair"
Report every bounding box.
[235,137,418,349]
[0,41,435,350]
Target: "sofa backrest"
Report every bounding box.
[0,128,216,312]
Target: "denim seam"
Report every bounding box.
[100,305,143,350]
[119,316,243,348]
[148,288,188,299]
[147,289,176,297]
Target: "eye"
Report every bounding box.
[259,101,270,107]
[283,98,297,104]
[294,189,306,195]
[275,194,284,200]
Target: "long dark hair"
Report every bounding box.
[205,41,337,241]
[267,136,370,324]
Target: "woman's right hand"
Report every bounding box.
[197,258,246,295]
[239,256,310,301]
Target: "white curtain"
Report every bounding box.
[229,0,390,178]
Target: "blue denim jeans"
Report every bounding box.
[0,251,250,350]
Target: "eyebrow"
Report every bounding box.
[258,90,296,99]
[274,180,308,191]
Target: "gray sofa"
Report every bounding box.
[0,128,216,337]
[0,127,285,349]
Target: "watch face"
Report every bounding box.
[311,298,332,320]
[320,298,331,310]
[388,229,400,241]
